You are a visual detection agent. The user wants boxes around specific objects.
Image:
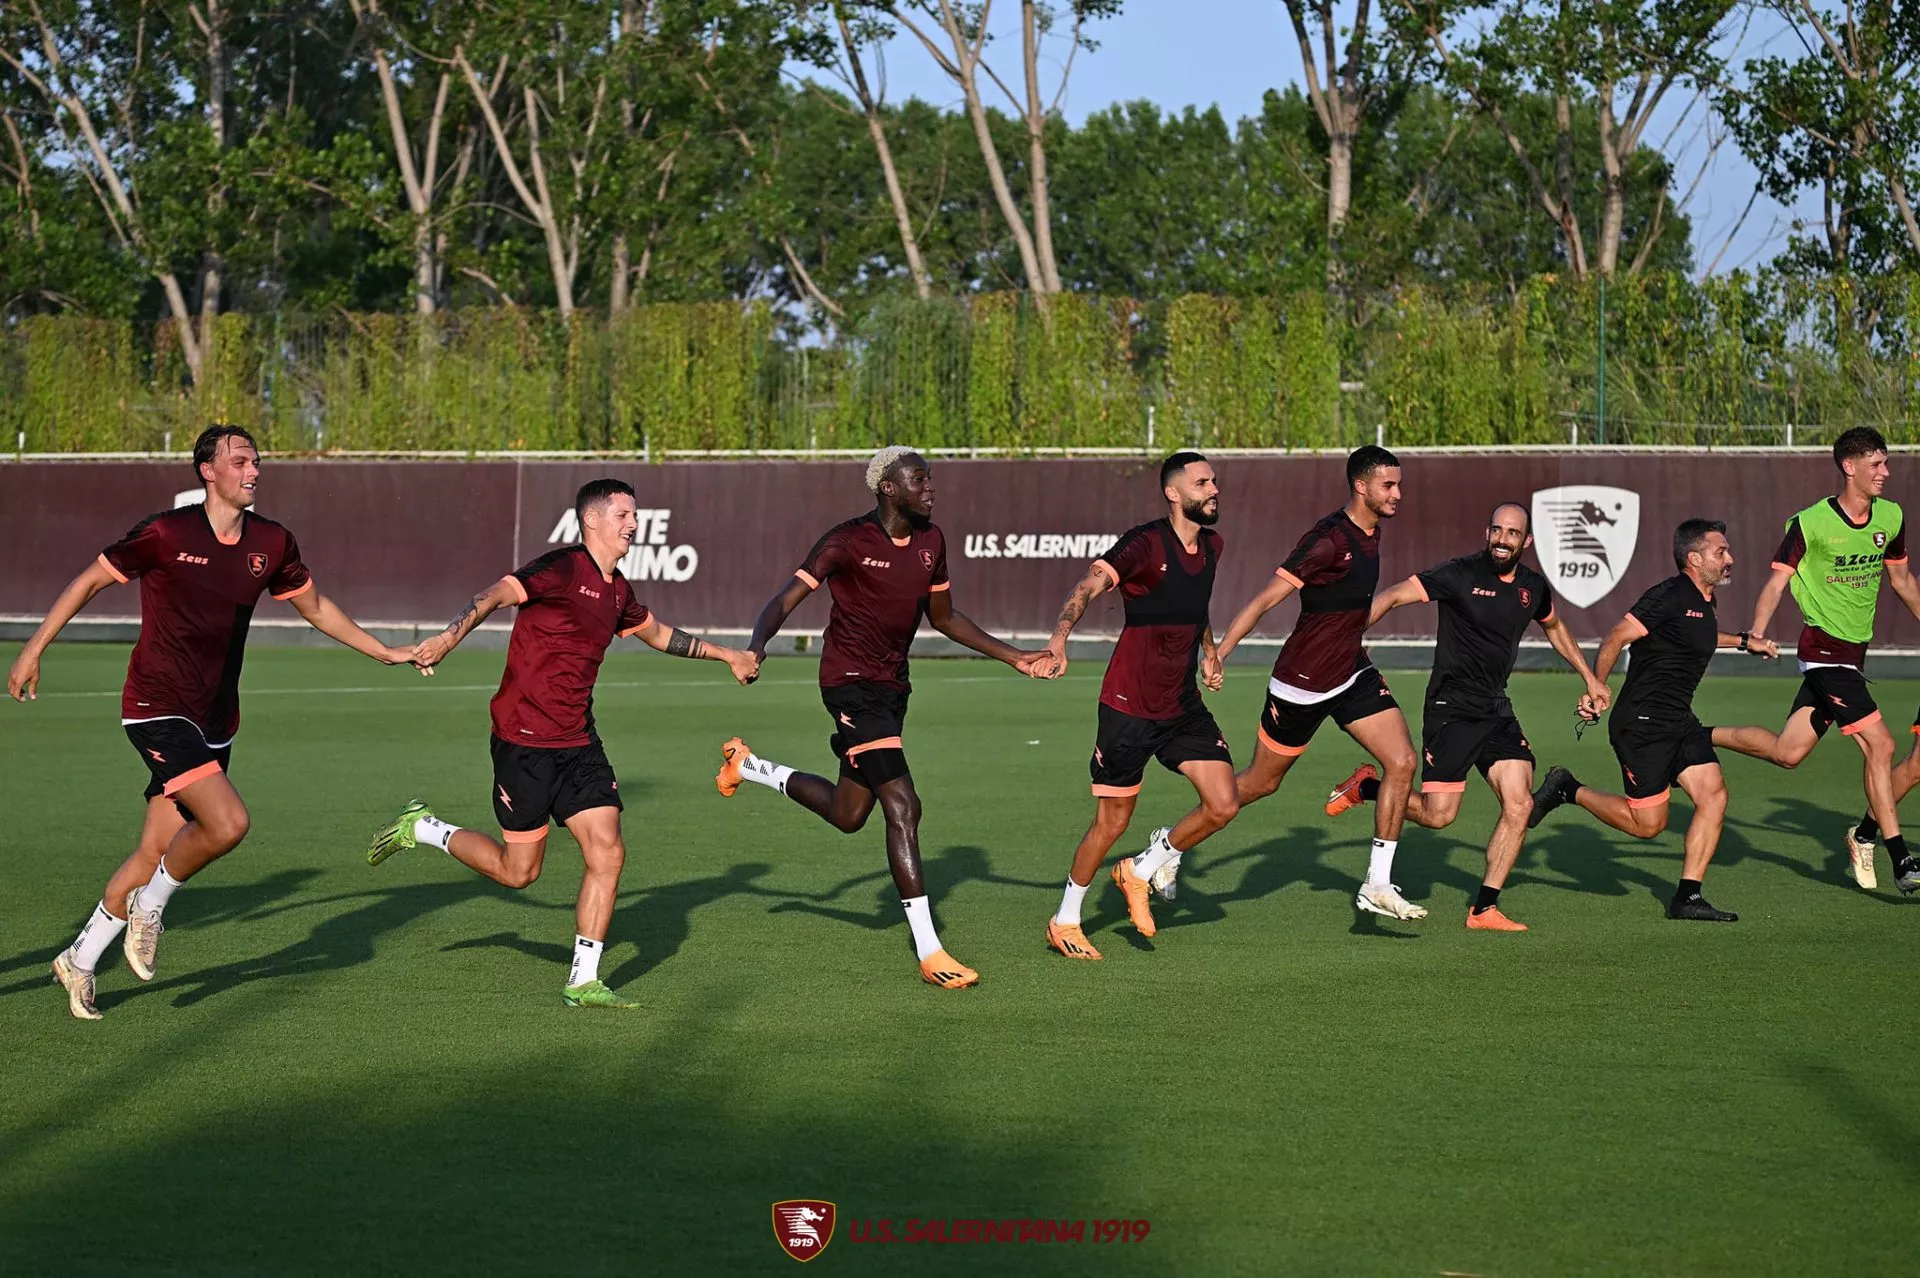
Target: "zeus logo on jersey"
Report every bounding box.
[1531,485,1640,609]
[547,507,699,583]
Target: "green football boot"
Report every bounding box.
[368,799,432,866]
[562,979,639,1009]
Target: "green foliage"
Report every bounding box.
[7,273,1917,454]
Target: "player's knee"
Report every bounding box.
[1382,749,1416,782]
[1499,797,1531,827]
[503,861,542,889]
[1630,810,1668,839]
[585,840,626,874]
[204,804,250,848]
[1201,794,1239,828]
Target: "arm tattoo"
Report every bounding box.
[447,595,481,635]
[1055,581,1096,635]
[665,628,708,660]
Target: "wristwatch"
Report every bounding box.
[1737,631,1751,652]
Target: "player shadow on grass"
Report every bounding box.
[439,861,793,987]
[98,879,493,1010]
[0,868,323,1000]
[762,845,1055,948]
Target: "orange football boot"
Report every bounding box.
[919,950,979,989]
[1325,763,1378,818]
[1466,905,1528,932]
[1111,859,1157,937]
[717,737,750,797]
[1046,918,1103,960]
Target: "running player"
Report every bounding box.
[1036,451,1235,955]
[365,478,759,1007]
[1357,503,1613,930]
[1705,428,1920,893]
[1161,445,1426,921]
[1528,519,1780,921]
[715,447,1055,990]
[6,425,414,1020]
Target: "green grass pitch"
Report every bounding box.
[3,644,1918,1275]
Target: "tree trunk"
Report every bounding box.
[196,0,227,377]
[837,8,931,298]
[1326,120,1353,288]
[1595,94,1625,277]
[1020,0,1061,293]
[1552,89,1588,278]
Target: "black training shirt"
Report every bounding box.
[1413,554,1555,718]
[1614,574,1719,727]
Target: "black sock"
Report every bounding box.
[1358,777,1380,801]
[1857,814,1881,843]
[1472,884,1501,914]
[1889,834,1912,872]
[1559,770,1582,801]
[1674,878,1703,903]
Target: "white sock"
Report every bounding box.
[740,753,794,794]
[1367,837,1398,886]
[71,902,126,973]
[568,934,602,987]
[901,895,943,960]
[1132,828,1180,880]
[138,859,184,916]
[1055,878,1090,926]
[414,816,459,852]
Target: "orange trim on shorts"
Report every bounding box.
[928,580,951,591]
[1407,574,1429,602]
[162,760,224,795]
[1257,725,1308,757]
[97,553,129,584]
[1091,783,1142,798]
[272,577,314,601]
[1627,788,1670,810]
[845,736,904,758]
[1420,781,1467,794]
[1275,566,1305,589]
[1091,559,1120,587]
[501,826,548,843]
[1841,710,1885,737]
[502,574,529,605]
[794,569,820,590]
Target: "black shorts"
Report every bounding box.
[1090,701,1233,796]
[489,735,622,838]
[1257,666,1399,755]
[1609,719,1718,806]
[126,719,232,815]
[1792,666,1881,737]
[822,681,911,789]
[1420,712,1533,790]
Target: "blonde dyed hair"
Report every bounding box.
[866,444,921,494]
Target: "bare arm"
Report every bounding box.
[630,615,759,684]
[411,576,522,670]
[1367,577,1428,627]
[286,586,413,664]
[1591,614,1648,686]
[1717,630,1778,657]
[1748,565,1795,638]
[1199,625,1224,691]
[927,588,1054,676]
[1216,573,1299,662]
[1044,564,1114,670]
[1540,613,1611,715]
[748,576,816,662]
[6,558,121,700]
[1887,559,1920,625]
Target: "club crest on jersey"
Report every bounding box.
[247,552,268,577]
[920,548,934,570]
[1518,587,1532,609]
[772,1200,836,1262]
[1876,531,1889,548]
[1531,485,1640,609]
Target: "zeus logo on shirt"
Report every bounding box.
[547,507,698,583]
[1471,587,1499,598]
[1686,610,1705,619]
[577,586,602,599]
[860,557,892,569]
[175,552,210,565]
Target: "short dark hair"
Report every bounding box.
[1347,445,1399,489]
[1673,518,1726,570]
[1160,450,1208,489]
[1834,427,1889,471]
[192,424,257,482]
[1489,501,1530,533]
[575,477,636,525]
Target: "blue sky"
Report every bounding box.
[795,0,1820,277]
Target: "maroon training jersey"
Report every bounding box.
[491,545,650,748]
[795,514,949,690]
[1095,519,1222,720]
[1270,509,1381,694]
[100,506,311,742]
